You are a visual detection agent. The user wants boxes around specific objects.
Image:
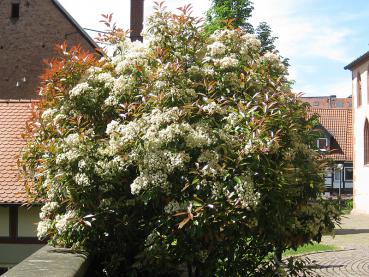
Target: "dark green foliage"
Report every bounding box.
[255,22,277,54]
[205,0,254,33]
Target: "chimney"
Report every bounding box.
[130,0,144,42]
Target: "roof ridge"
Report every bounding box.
[0,99,39,103]
[51,0,99,50]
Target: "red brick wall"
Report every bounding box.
[0,0,95,99]
[301,97,352,109]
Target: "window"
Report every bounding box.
[17,207,39,237]
[312,101,319,107]
[344,167,353,181]
[317,138,328,151]
[336,101,343,108]
[357,72,362,107]
[11,3,20,19]
[0,205,41,243]
[334,169,341,181]
[365,120,369,165]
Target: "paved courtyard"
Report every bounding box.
[302,213,369,276]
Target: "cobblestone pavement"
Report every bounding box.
[305,248,369,276]
[303,213,369,276]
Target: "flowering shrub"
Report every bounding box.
[21,4,338,276]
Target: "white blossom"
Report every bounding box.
[37,219,51,238]
[164,201,181,214]
[40,202,59,220]
[215,56,239,69]
[207,41,227,56]
[55,211,77,234]
[69,82,90,98]
[74,173,90,186]
[41,108,57,120]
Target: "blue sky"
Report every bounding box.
[58,0,369,97]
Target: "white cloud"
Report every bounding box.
[250,0,352,63]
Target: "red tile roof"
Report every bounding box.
[0,100,34,204]
[308,108,353,161]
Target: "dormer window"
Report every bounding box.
[317,137,328,151]
[11,3,20,19]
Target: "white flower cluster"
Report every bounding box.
[262,52,286,72]
[210,29,239,43]
[74,172,90,186]
[37,219,51,238]
[234,176,260,209]
[202,102,224,115]
[92,72,115,88]
[40,201,59,220]
[207,41,227,56]
[241,33,261,50]
[41,108,57,121]
[131,150,190,194]
[164,200,181,214]
[55,210,77,234]
[263,52,279,62]
[64,133,80,146]
[69,82,90,98]
[215,56,239,69]
[198,150,220,177]
[114,40,147,73]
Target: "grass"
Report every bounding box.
[283,243,337,257]
[323,198,353,215]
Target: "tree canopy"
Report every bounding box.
[21,4,338,276]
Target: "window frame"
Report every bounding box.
[344,167,353,182]
[10,3,20,19]
[0,205,43,244]
[317,137,328,151]
[334,169,341,181]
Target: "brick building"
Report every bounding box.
[0,0,97,99]
[302,95,352,109]
[306,108,353,193]
[0,0,98,272]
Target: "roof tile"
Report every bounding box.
[308,108,353,161]
[0,101,35,204]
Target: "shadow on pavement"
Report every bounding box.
[335,229,369,235]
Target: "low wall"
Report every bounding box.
[1,245,90,277]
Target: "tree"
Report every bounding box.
[21,4,338,276]
[205,0,254,33]
[255,22,276,54]
[206,0,290,67]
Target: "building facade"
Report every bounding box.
[305,107,353,193]
[0,0,97,272]
[0,100,42,273]
[302,95,352,109]
[345,52,369,213]
[0,0,96,99]
[301,97,353,193]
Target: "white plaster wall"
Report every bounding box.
[352,64,369,213]
[0,244,43,267]
[17,206,40,237]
